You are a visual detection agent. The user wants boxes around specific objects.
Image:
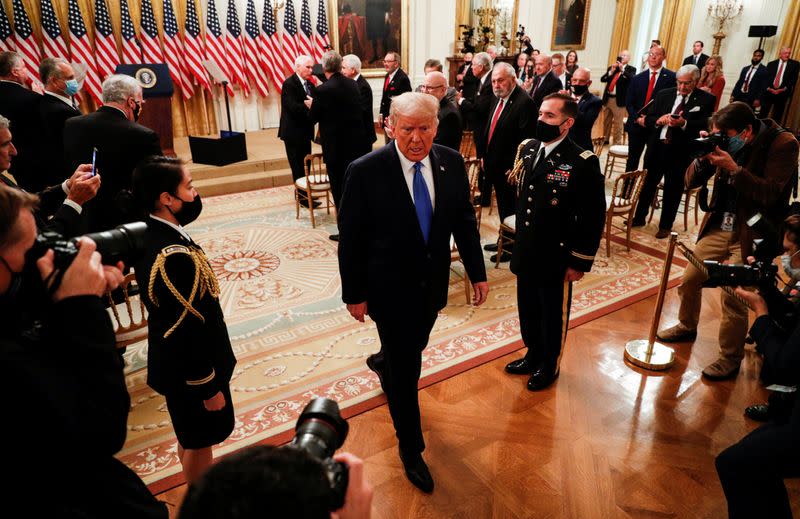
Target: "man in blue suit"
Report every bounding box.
[730,49,769,109]
[625,46,676,172]
[338,92,488,494]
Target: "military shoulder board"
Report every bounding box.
[579,150,595,160]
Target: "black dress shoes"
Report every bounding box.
[490,251,511,263]
[505,358,533,374]
[484,243,499,252]
[399,449,434,493]
[527,367,559,391]
[366,354,385,388]
[744,403,771,422]
[299,199,321,208]
[329,234,340,241]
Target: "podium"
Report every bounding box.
[116,64,175,156]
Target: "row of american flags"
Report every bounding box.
[0,0,331,103]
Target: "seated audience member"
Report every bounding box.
[600,50,636,145]
[0,51,41,191]
[0,185,167,518]
[421,71,463,152]
[565,49,579,75]
[342,54,378,156]
[37,57,81,191]
[697,55,726,110]
[414,59,457,103]
[730,49,768,109]
[515,52,530,81]
[64,74,162,233]
[567,67,602,152]
[526,53,563,113]
[178,446,372,519]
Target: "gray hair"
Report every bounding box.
[39,57,68,85]
[676,64,701,80]
[294,55,313,68]
[101,74,141,103]
[473,52,492,71]
[492,62,515,79]
[342,54,361,73]
[389,92,439,126]
[0,51,22,77]
[321,50,342,73]
[0,114,9,131]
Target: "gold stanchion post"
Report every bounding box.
[624,232,678,370]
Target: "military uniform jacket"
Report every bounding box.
[510,137,606,278]
[134,217,236,400]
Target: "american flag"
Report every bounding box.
[243,0,269,98]
[40,0,69,60]
[162,0,193,99]
[260,0,283,92]
[225,0,249,96]
[297,0,314,58]
[67,0,102,103]
[140,0,164,64]
[205,0,232,96]
[11,0,41,82]
[314,0,331,62]
[119,0,140,64]
[94,0,120,80]
[0,1,14,52]
[281,0,299,73]
[183,0,211,93]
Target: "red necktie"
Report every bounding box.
[609,68,621,92]
[384,73,391,91]
[743,67,754,93]
[645,70,657,104]
[774,61,785,88]
[487,99,505,143]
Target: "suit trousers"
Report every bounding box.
[625,124,649,173]
[489,168,517,220]
[676,228,749,363]
[517,272,573,372]
[605,103,627,145]
[760,90,790,125]
[633,140,688,230]
[373,309,439,454]
[716,422,800,519]
[284,139,312,181]
[326,159,348,208]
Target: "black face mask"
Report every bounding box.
[572,83,589,96]
[535,119,566,143]
[132,100,142,122]
[169,193,203,226]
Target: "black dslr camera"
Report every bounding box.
[288,398,350,510]
[691,132,730,159]
[28,222,148,271]
[703,213,780,289]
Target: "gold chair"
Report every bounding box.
[603,169,647,258]
[450,158,484,303]
[603,144,629,179]
[647,183,703,231]
[459,130,475,160]
[495,215,516,269]
[295,153,333,228]
[592,136,606,157]
[106,272,148,349]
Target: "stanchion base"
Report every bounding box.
[624,339,675,371]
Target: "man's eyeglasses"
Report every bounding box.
[421,85,445,91]
[383,59,397,64]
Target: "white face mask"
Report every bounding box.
[781,250,800,281]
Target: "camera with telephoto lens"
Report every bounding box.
[691,132,730,159]
[288,398,350,511]
[703,213,780,289]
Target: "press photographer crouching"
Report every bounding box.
[656,101,799,380]
[0,185,166,517]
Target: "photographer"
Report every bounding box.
[0,185,166,517]
[657,102,799,380]
[178,446,373,519]
[715,286,800,519]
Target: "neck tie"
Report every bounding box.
[743,67,754,93]
[666,95,686,143]
[304,80,311,96]
[412,162,433,243]
[645,70,657,104]
[384,73,391,91]
[694,55,698,65]
[774,61,785,88]
[487,99,505,144]
[609,68,621,92]
[532,147,546,172]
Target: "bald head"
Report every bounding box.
[534,54,552,77]
[422,71,448,101]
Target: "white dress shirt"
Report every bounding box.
[45,90,73,107]
[395,140,435,210]
[659,92,688,140]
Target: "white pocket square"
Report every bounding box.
[689,106,701,112]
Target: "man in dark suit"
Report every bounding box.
[504,93,606,391]
[342,54,377,156]
[37,58,81,192]
[0,51,42,191]
[63,74,162,233]
[413,59,457,104]
[457,52,493,157]
[527,53,563,114]
[731,49,769,109]
[567,67,602,152]
[625,45,676,172]
[600,50,636,145]
[422,71,462,151]
[483,63,537,262]
[278,55,317,207]
[682,40,709,69]
[631,65,715,237]
[455,52,473,91]
[760,47,800,125]
[379,51,412,142]
[338,92,488,493]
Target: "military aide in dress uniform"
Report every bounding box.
[131,157,236,484]
[504,93,606,391]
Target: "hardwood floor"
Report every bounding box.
[157,286,800,518]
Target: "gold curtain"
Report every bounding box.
[778,0,800,131]
[657,0,695,71]
[607,0,637,66]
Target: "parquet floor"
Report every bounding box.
[156,285,800,518]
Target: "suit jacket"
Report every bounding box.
[37,93,81,190]
[731,63,769,104]
[459,75,493,158]
[0,81,42,190]
[460,66,479,99]
[63,106,162,232]
[764,58,800,96]
[625,68,677,131]
[338,143,486,321]
[645,87,715,150]
[529,71,563,113]
[310,72,366,166]
[278,74,316,142]
[134,217,236,398]
[569,93,602,151]
[355,75,377,149]
[379,68,412,121]
[600,64,637,107]
[434,97,463,151]
[483,86,537,177]
[0,172,83,236]
[683,53,709,69]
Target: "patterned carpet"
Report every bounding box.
[116,185,691,492]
